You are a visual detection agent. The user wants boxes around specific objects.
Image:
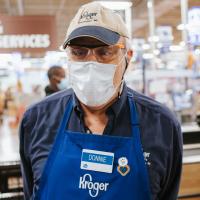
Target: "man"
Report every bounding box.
[44,65,66,96]
[19,2,182,200]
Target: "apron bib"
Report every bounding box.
[35,94,151,200]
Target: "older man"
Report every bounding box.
[19,2,182,200]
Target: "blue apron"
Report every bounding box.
[35,94,151,200]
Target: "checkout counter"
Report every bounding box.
[179,123,200,200]
[0,116,200,199]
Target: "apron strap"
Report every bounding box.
[127,92,140,136]
[127,92,152,198]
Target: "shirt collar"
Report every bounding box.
[72,83,128,118]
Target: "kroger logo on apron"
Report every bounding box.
[79,174,109,197]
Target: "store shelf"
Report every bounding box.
[182,123,200,146]
[125,69,200,81]
[183,155,200,164]
[181,122,200,164]
[182,123,200,133]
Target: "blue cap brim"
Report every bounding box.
[62,26,120,48]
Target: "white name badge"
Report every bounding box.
[81,149,114,173]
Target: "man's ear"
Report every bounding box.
[126,50,133,64]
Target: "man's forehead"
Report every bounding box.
[69,36,123,47]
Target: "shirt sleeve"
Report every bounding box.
[19,110,34,199]
[158,122,183,200]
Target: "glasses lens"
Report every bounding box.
[95,46,120,62]
[68,46,89,60]
[67,45,122,62]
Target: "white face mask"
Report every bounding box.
[57,78,69,90]
[68,61,120,107]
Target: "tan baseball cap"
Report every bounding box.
[62,2,129,49]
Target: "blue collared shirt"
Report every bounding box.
[19,85,182,200]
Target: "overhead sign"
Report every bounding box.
[0,16,57,53]
[188,7,200,45]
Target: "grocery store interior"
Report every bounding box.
[0,0,200,199]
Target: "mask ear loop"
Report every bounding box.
[118,54,128,98]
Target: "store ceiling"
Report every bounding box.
[0,0,200,47]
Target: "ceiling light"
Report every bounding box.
[153,49,160,55]
[169,45,184,52]
[143,53,154,60]
[157,43,163,48]
[147,1,153,9]
[177,23,200,31]
[148,36,159,42]
[179,41,186,47]
[195,49,200,55]
[142,44,150,50]
[177,24,186,31]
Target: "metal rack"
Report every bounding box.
[0,161,23,200]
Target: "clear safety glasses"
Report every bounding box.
[66,43,125,63]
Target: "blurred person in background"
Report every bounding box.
[44,65,66,96]
[20,2,182,200]
[4,86,13,109]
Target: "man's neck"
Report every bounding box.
[49,84,58,92]
[79,94,118,135]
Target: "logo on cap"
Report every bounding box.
[78,10,98,23]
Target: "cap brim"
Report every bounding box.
[62,26,120,49]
